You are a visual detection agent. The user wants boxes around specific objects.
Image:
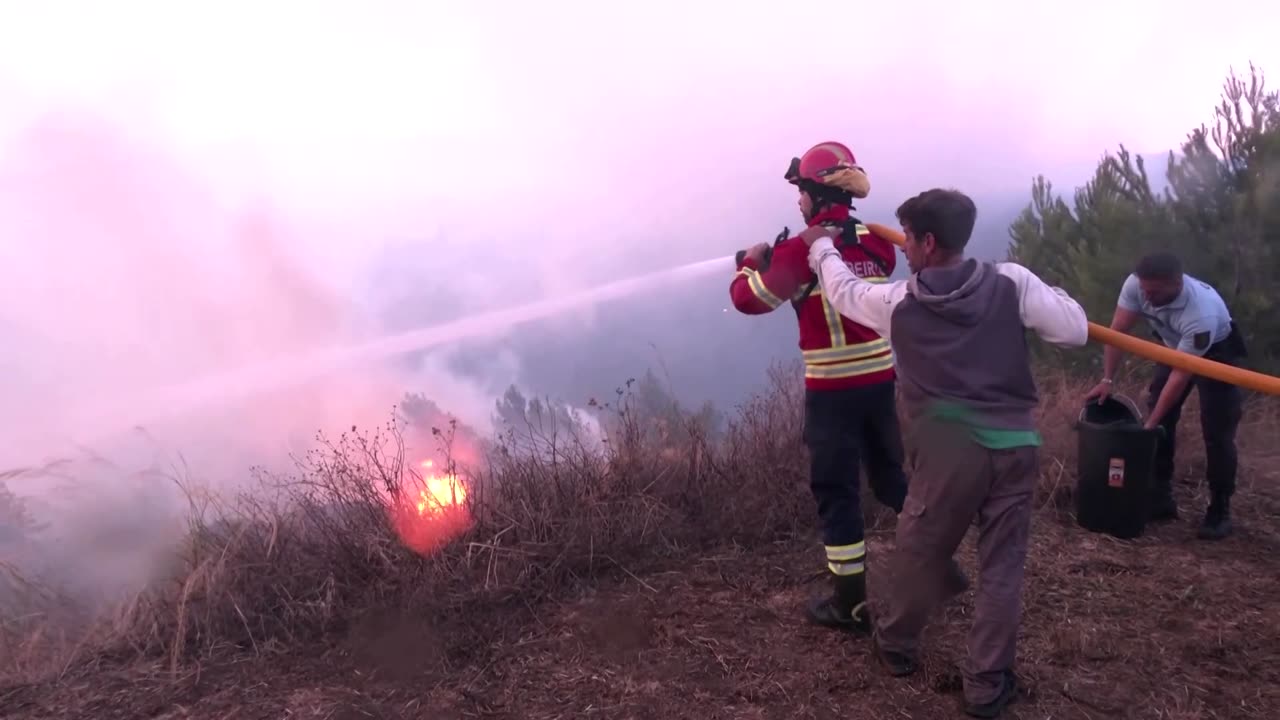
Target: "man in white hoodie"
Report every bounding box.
[801,188,1089,719]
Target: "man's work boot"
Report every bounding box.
[963,669,1018,718]
[1197,494,1232,540]
[871,632,919,677]
[805,572,871,634]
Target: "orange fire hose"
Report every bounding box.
[861,222,1280,396]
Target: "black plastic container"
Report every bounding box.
[1074,394,1160,539]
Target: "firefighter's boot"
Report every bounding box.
[1196,494,1232,540]
[805,572,871,634]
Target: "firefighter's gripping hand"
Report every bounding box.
[799,224,841,247]
[744,242,771,265]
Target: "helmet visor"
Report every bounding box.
[784,157,802,183]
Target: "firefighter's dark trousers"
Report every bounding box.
[802,381,908,576]
[1146,338,1245,504]
[875,415,1038,707]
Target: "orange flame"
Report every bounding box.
[392,458,473,555]
[414,459,467,515]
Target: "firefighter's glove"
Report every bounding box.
[744,242,771,265]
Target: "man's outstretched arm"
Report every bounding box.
[805,234,906,338]
[1146,317,1216,429]
[995,262,1090,346]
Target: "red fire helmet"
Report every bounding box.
[785,141,870,199]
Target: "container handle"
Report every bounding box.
[1076,392,1144,425]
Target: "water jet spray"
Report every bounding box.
[62,254,737,450]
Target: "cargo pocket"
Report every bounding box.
[895,495,930,554]
[902,495,926,519]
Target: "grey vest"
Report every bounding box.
[890,259,1040,431]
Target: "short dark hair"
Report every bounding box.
[894,188,977,253]
[1134,251,1183,280]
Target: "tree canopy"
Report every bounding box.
[1007,64,1280,377]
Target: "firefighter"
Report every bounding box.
[801,188,1089,718]
[729,142,966,633]
[1084,251,1247,540]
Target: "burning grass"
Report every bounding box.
[2,361,1280,718]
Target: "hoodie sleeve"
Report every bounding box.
[808,237,907,338]
[995,262,1089,347]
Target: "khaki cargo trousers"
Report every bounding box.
[874,415,1038,706]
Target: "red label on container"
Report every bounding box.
[1107,458,1125,488]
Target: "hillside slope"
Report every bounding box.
[2,373,1278,720]
[7,505,1280,719]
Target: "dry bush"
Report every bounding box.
[0,563,93,686]
[2,359,1277,690]
[0,474,84,685]
[0,363,818,679]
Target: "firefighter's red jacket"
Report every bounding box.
[730,205,897,391]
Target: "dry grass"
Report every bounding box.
[2,361,1279,719]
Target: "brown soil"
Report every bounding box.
[4,378,1278,719]
[5,482,1279,720]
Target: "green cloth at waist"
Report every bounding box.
[969,426,1042,449]
[927,401,1042,450]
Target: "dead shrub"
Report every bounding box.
[1,359,1276,686]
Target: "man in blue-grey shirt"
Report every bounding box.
[1085,251,1248,540]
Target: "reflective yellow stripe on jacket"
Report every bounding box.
[804,339,894,380]
[799,279,894,380]
[736,267,784,309]
[786,225,894,382]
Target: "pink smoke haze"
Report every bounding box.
[0,114,405,468]
[0,0,1273,459]
[0,0,1274,592]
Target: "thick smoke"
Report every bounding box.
[0,111,509,602]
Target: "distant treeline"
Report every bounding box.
[1007,64,1280,378]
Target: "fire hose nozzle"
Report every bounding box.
[735,246,775,270]
[735,225,790,272]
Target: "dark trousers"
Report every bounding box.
[802,382,909,572]
[1146,336,1245,502]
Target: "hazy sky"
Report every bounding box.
[0,0,1276,474]
[4,1,1276,270]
